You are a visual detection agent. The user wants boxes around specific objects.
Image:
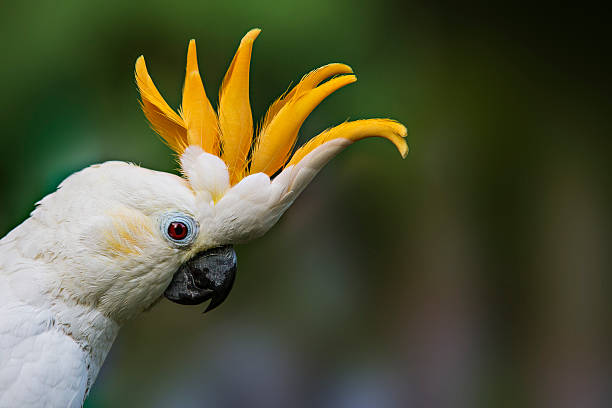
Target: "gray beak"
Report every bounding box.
[164,245,237,313]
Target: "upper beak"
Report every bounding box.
[164,245,237,313]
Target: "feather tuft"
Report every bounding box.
[136,30,408,190]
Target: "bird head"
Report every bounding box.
[28,28,406,323]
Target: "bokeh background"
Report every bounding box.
[1,2,610,407]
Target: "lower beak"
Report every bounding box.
[164,245,237,313]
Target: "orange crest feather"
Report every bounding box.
[135,29,407,185]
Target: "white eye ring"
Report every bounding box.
[160,212,199,247]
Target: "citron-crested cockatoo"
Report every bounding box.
[0,29,407,407]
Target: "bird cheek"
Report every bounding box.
[94,209,155,259]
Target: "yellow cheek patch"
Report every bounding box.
[102,209,155,257]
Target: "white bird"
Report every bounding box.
[0,28,407,407]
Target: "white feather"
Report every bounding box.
[181,146,230,202]
[0,138,352,406]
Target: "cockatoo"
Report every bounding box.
[0,29,407,407]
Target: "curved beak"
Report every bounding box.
[164,245,237,313]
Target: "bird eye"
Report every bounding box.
[160,212,198,246]
[168,222,188,240]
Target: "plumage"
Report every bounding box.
[287,119,408,167]
[136,29,407,184]
[181,39,220,155]
[135,57,188,154]
[1,28,408,407]
[218,28,260,184]
[249,70,357,176]
[255,63,354,147]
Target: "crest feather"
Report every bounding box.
[249,71,356,176]
[218,28,260,184]
[287,119,408,167]
[135,56,188,154]
[135,29,408,190]
[258,63,353,133]
[181,40,220,155]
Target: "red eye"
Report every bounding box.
[168,221,188,240]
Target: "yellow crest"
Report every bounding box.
[136,28,407,185]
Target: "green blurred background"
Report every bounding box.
[1,1,610,407]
